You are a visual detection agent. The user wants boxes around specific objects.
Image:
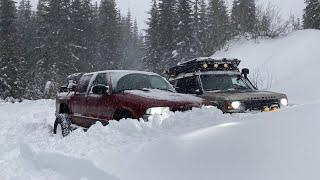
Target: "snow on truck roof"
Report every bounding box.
[84,70,159,76]
[83,70,166,87]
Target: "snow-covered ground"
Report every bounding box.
[1,29,320,180]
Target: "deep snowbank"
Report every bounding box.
[0,100,235,179]
[123,102,320,180]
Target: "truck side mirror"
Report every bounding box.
[67,80,77,92]
[242,68,250,78]
[60,86,68,92]
[92,85,110,95]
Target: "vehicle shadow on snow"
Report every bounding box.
[19,143,119,180]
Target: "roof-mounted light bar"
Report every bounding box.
[167,57,241,77]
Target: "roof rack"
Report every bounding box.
[167,57,241,77]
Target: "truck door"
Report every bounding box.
[86,73,114,125]
[70,74,93,126]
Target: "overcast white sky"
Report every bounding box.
[18,0,304,31]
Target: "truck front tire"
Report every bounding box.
[53,114,72,137]
[113,110,133,121]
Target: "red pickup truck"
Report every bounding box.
[54,70,206,137]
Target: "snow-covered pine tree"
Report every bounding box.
[192,0,208,57]
[231,0,256,36]
[17,0,36,59]
[40,0,75,97]
[16,0,38,98]
[24,0,52,98]
[175,0,194,62]
[124,18,144,70]
[144,0,162,73]
[132,19,140,45]
[303,0,320,29]
[70,0,96,72]
[207,0,230,52]
[118,10,133,69]
[0,0,24,99]
[98,0,122,69]
[158,0,178,70]
[132,19,145,70]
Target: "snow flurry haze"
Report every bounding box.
[19,0,304,29]
[2,29,320,179]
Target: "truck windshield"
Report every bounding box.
[115,73,174,92]
[200,74,252,91]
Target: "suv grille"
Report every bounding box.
[244,99,279,111]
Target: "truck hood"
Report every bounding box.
[202,90,287,102]
[126,89,204,105]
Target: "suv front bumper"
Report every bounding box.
[221,99,282,113]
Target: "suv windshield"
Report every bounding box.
[115,73,174,92]
[200,74,252,91]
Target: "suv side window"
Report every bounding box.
[176,76,199,94]
[77,74,93,94]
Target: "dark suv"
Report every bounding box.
[54,70,205,137]
[168,57,288,113]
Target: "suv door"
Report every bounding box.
[86,73,114,125]
[175,76,202,94]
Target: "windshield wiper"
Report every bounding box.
[232,84,248,90]
[206,89,222,92]
[137,88,151,92]
[156,88,175,92]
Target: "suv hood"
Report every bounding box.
[126,89,204,105]
[203,90,287,102]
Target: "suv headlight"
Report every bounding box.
[280,98,288,106]
[231,101,241,109]
[146,107,170,115]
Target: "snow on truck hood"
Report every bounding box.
[126,89,204,103]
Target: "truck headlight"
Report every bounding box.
[146,107,170,115]
[280,98,288,106]
[231,101,241,109]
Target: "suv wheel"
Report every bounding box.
[53,114,72,137]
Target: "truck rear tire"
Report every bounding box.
[53,114,72,137]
